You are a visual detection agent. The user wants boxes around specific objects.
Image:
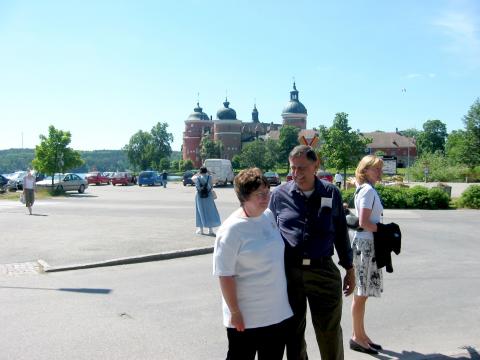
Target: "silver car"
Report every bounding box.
[36,173,88,193]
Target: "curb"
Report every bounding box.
[41,247,214,273]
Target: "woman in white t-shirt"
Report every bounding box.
[213,168,293,360]
[22,170,36,215]
[349,155,384,355]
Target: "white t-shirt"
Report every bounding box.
[334,173,343,182]
[354,183,383,239]
[213,208,293,329]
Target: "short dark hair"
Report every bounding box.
[234,168,269,205]
[289,145,317,162]
[199,167,208,174]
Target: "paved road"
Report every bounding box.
[0,249,478,360]
[0,183,238,267]
[1,182,479,359]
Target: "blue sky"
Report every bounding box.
[0,0,479,151]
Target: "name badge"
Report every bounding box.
[321,197,332,208]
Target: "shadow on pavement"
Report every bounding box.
[1,286,112,294]
[375,346,479,359]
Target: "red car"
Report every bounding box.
[316,170,334,183]
[86,172,110,185]
[111,172,136,186]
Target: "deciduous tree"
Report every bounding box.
[199,136,222,161]
[32,125,83,186]
[278,125,300,167]
[319,112,370,187]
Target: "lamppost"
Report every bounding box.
[407,136,415,183]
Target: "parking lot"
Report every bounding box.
[0,182,239,267]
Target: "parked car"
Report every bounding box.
[36,173,88,193]
[285,170,334,183]
[0,174,9,193]
[183,170,196,186]
[86,171,111,185]
[316,170,334,183]
[138,171,162,186]
[264,171,281,186]
[14,171,28,190]
[111,172,135,186]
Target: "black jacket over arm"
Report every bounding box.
[373,222,401,273]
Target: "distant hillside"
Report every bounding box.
[0,148,182,174]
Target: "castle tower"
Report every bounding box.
[281,82,307,130]
[182,102,212,168]
[214,98,242,160]
[252,103,259,123]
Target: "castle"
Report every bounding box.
[182,83,312,168]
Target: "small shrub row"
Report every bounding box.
[341,184,450,209]
[456,185,480,209]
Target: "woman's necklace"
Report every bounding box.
[242,206,250,218]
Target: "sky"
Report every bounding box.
[0,0,479,152]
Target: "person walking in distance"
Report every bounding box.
[23,170,36,215]
[269,145,355,360]
[195,166,221,236]
[334,172,343,189]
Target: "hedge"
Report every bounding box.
[341,184,450,209]
[456,185,480,209]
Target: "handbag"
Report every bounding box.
[346,185,378,231]
[211,190,217,200]
[20,193,25,204]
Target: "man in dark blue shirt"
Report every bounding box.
[269,145,355,360]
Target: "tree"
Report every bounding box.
[199,136,222,161]
[236,140,274,171]
[32,125,84,186]
[278,125,300,167]
[183,159,194,171]
[462,98,480,167]
[416,119,447,155]
[400,128,421,139]
[124,130,154,171]
[319,112,370,187]
[264,139,280,170]
[150,122,174,167]
[159,158,170,171]
[445,130,467,165]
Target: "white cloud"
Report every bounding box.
[434,4,480,68]
[406,73,422,79]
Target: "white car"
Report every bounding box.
[36,173,88,193]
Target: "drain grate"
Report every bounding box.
[0,261,44,276]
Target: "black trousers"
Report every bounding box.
[226,319,289,360]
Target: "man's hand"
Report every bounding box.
[343,268,355,296]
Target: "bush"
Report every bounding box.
[457,185,480,209]
[427,187,450,209]
[342,184,450,209]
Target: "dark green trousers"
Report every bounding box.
[285,258,344,360]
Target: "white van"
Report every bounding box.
[203,159,234,186]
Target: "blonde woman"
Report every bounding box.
[350,155,384,355]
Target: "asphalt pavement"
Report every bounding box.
[1,182,479,359]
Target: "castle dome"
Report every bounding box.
[282,82,307,115]
[187,102,210,121]
[216,99,237,120]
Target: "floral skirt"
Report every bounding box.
[352,235,383,297]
